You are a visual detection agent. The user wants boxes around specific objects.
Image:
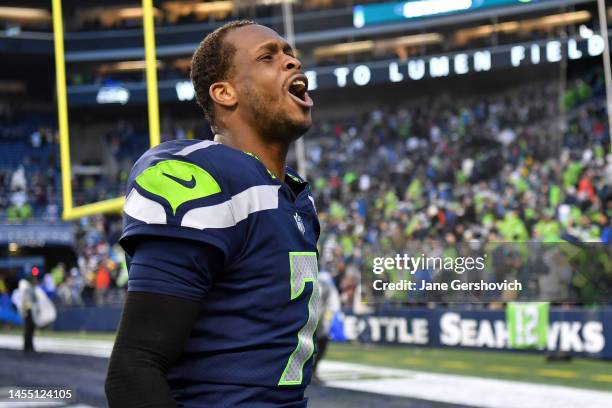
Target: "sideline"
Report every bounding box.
[321,361,612,408]
[0,334,112,358]
[1,335,612,408]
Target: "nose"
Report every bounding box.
[284,54,302,71]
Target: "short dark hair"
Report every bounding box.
[191,20,257,130]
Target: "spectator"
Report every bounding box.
[94,261,111,306]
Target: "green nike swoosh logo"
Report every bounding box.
[162,172,196,189]
[135,160,221,214]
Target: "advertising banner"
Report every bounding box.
[67,34,607,107]
[0,224,75,247]
[340,308,612,359]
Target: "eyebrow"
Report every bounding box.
[255,40,295,56]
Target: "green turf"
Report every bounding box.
[3,329,611,392]
[326,342,612,392]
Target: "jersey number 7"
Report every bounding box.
[278,252,320,386]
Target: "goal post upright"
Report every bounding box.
[52,0,161,221]
[143,0,161,149]
[51,0,74,220]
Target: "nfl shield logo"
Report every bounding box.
[293,213,305,235]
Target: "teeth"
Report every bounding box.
[289,78,308,101]
[291,79,306,90]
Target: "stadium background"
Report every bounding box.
[0,0,611,407]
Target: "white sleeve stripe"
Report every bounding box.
[124,188,167,224]
[124,184,280,229]
[308,195,317,213]
[174,140,219,156]
[182,185,280,230]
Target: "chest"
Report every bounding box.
[227,190,319,289]
[253,192,318,256]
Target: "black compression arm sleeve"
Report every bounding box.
[105,291,200,408]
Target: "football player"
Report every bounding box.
[313,269,341,383]
[105,20,320,408]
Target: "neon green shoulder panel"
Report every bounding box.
[135,159,221,214]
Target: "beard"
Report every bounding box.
[242,83,311,142]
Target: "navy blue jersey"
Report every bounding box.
[120,139,321,407]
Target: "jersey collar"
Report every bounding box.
[214,134,306,185]
[243,151,309,198]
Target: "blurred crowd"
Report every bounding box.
[309,73,611,308]
[1,67,611,310]
[36,216,127,307]
[73,0,363,32]
[0,117,61,222]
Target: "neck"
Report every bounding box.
[213,129,289,182]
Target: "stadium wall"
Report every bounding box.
[340,308,612,359]
[51,306,612,359]
[53,306,121,332]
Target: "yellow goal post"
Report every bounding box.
[51,0,161,220]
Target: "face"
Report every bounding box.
[224,25,313,141]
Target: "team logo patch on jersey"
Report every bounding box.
[135,159,221,214]
[162,172,196,189]
[293,212,305,235]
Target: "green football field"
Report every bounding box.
[6,329,612,392]
[327,342,612,392]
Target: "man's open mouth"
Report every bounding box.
[288,75,313,108]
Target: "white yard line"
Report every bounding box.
[1,335,611,408]
[0,335,112,358]
[0,403,65,407]
[319,360,612,408]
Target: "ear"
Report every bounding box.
[209,81,237,109]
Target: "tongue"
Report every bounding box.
[290,83,305,97]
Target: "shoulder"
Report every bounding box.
[129,139,272,197]
[121,139,280,256]
[130,139,245,182]
[125,140,227,220]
